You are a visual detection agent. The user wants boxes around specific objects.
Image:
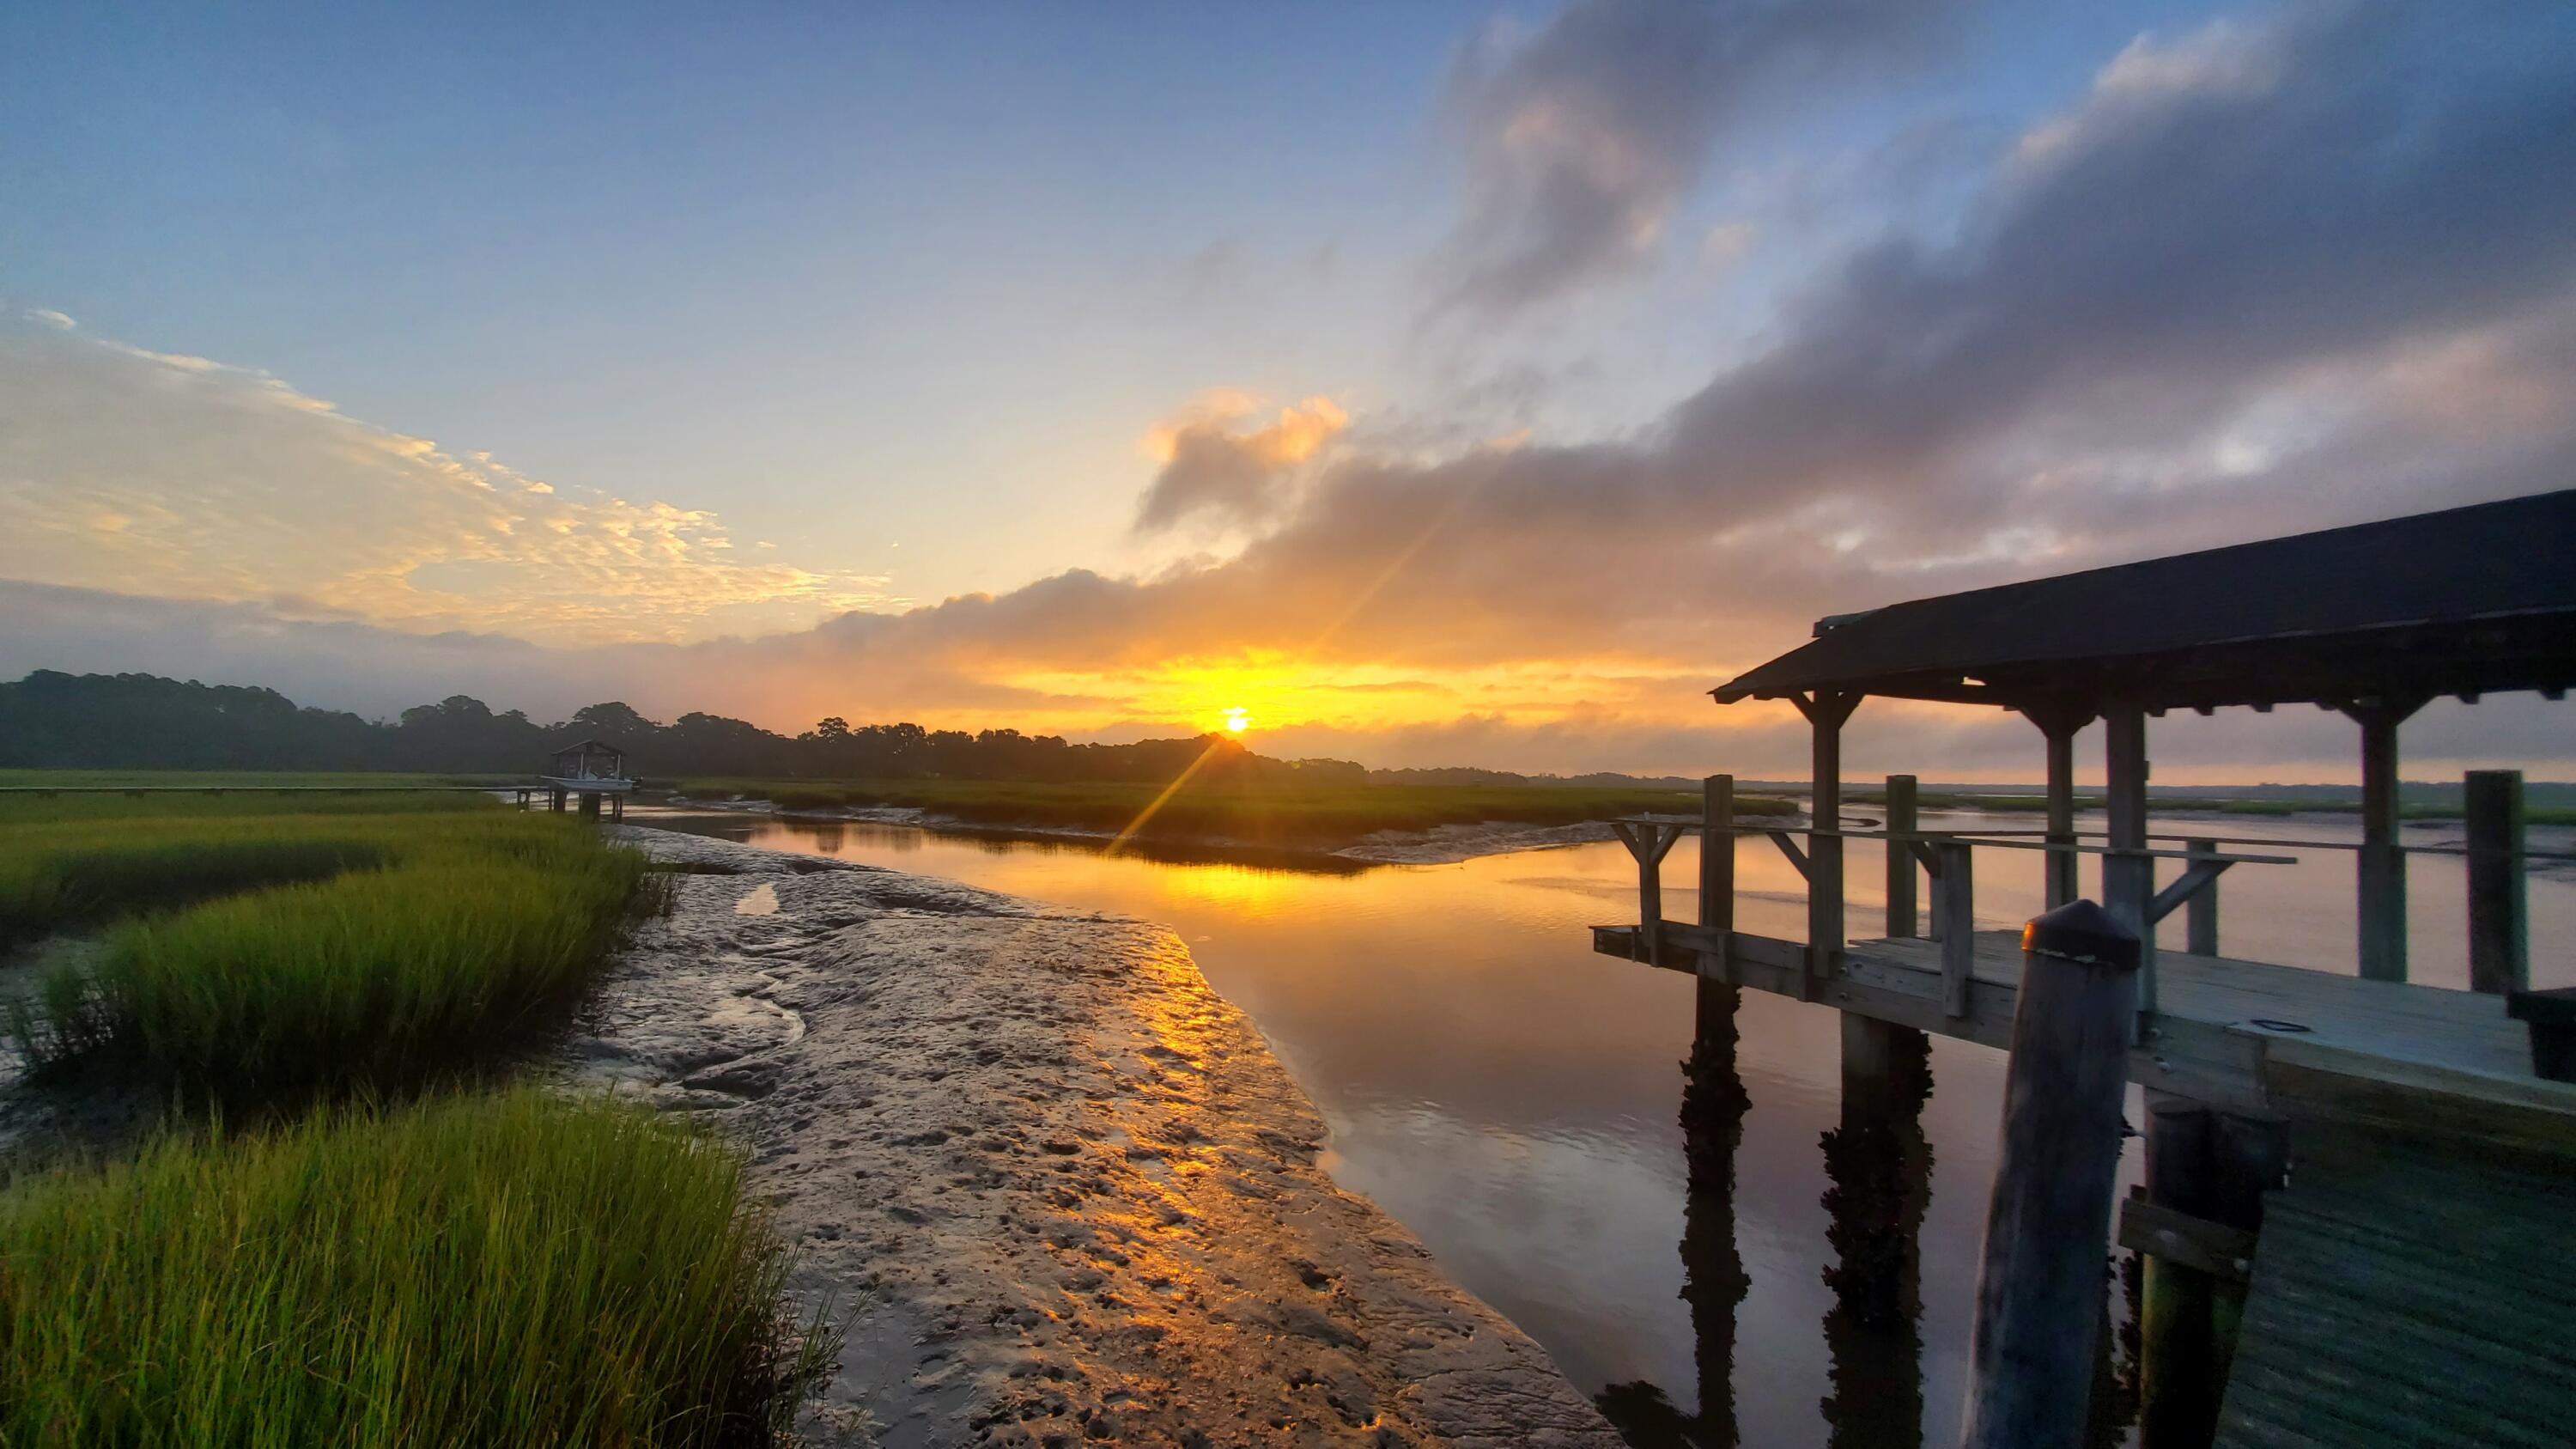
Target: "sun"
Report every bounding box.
[1221,706,1252,734]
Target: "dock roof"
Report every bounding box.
[1709,488,2576,713]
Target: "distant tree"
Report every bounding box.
[0,671,1377,786]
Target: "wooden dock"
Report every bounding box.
[1606,494,2576,1446]
[1596,922,2576,1149]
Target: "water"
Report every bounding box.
[634,805,2576,1447]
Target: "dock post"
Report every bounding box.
[2139,1100,2217,1448]
[1963,900,2142,1449]
[1686,775,1749,1449]
[2104,705,2156,1019]
[1793,690,1863,983]
[550,786,567,813]
[2343,696,2424,983]
[2207,1109,2288,1385]
[2022,703,2090,910]
[1886,774,1919,938]
[2184,839,2220,958]
[2466,770,2528,995]
[1699,775,1735,1004]
[579,790,602,820]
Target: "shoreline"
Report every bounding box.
[568,825,1622,1447]
[658,795,1674,866]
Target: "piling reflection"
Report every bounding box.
[1595,979,1750,1448]
[1819,1028,1931,1449]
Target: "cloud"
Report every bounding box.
[1429,0,1955,317]
[10,0,2576,779]
[0,317,894,646]
[1133,392,1349,534]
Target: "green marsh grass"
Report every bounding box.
[0,795,491,939]
[0,1089,835,1446]
[6,807,654,1101]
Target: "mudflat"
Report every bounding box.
[568,826,1621,1448]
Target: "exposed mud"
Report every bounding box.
[566,827,1621,1448]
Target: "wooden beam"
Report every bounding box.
[2119,1196,2253,1288]
[2104,704,2156,1019]
[2019,702,2092,910]
[2146,856,2232,928]
[1885,774,1919,939]
[1698,776,1739,1041]
[1795,690,1861,999]
[2184,838,2221,957]
[2342,695,2427,982]
[1937,841,1974,1019]
[2465,770,2527,995]
[1766,829,1811,880]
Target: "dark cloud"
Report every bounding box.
[1431,0,1958,317]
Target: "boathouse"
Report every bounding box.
[538,738,635,819]
[1598,488,2576,1446]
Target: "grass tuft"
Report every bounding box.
[6,811,650,1102]
[0,1089,837,1446]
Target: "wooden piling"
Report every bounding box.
[1886,774,1918,939]
[1698,775,1737,1039]
[2184,838,2220,958]
[2466,770,2527,995]
[1963,900,2142,1449]
[2023,704,2089,910]
[2103,705,2156,1017]
[2206,1109,2288,1385]
[2344,697,2423,983]
[2139,1099,2217,1448]
[1936,841,1974,1020]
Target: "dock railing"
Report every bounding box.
[1612,769,2560,1015]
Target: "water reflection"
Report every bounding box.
[1819,1027,1929,1449]
[1595,978,1753,1447]
[632,806,2572,1449]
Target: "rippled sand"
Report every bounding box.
[568,826,1621,1448]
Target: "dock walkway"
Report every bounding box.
[2214,1130,2576,1449]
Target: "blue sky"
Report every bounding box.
[5,1,2573,778]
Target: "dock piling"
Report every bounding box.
[1963,900,2142,1449]
[2184,839,2220,958]
[1886,774,1919,938]
[2465,770,2527,995]
[2140,1099,2218,1448]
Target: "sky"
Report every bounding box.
[4,0,2574,782]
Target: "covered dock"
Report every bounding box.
[1596,488,2576,1446]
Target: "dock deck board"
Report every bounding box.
[2214,1137,2576,1449]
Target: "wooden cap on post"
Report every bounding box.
[2021,898,2142,971]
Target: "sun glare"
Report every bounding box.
[1222,707,1251,734]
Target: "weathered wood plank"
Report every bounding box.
[2119,1195,2253,1286]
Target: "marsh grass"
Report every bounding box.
[6,808,652,1102]
[0,1089,837,1446]
[0,793,499,940]
[693,777,1799,844]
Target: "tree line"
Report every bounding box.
[0,670,1370,785]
